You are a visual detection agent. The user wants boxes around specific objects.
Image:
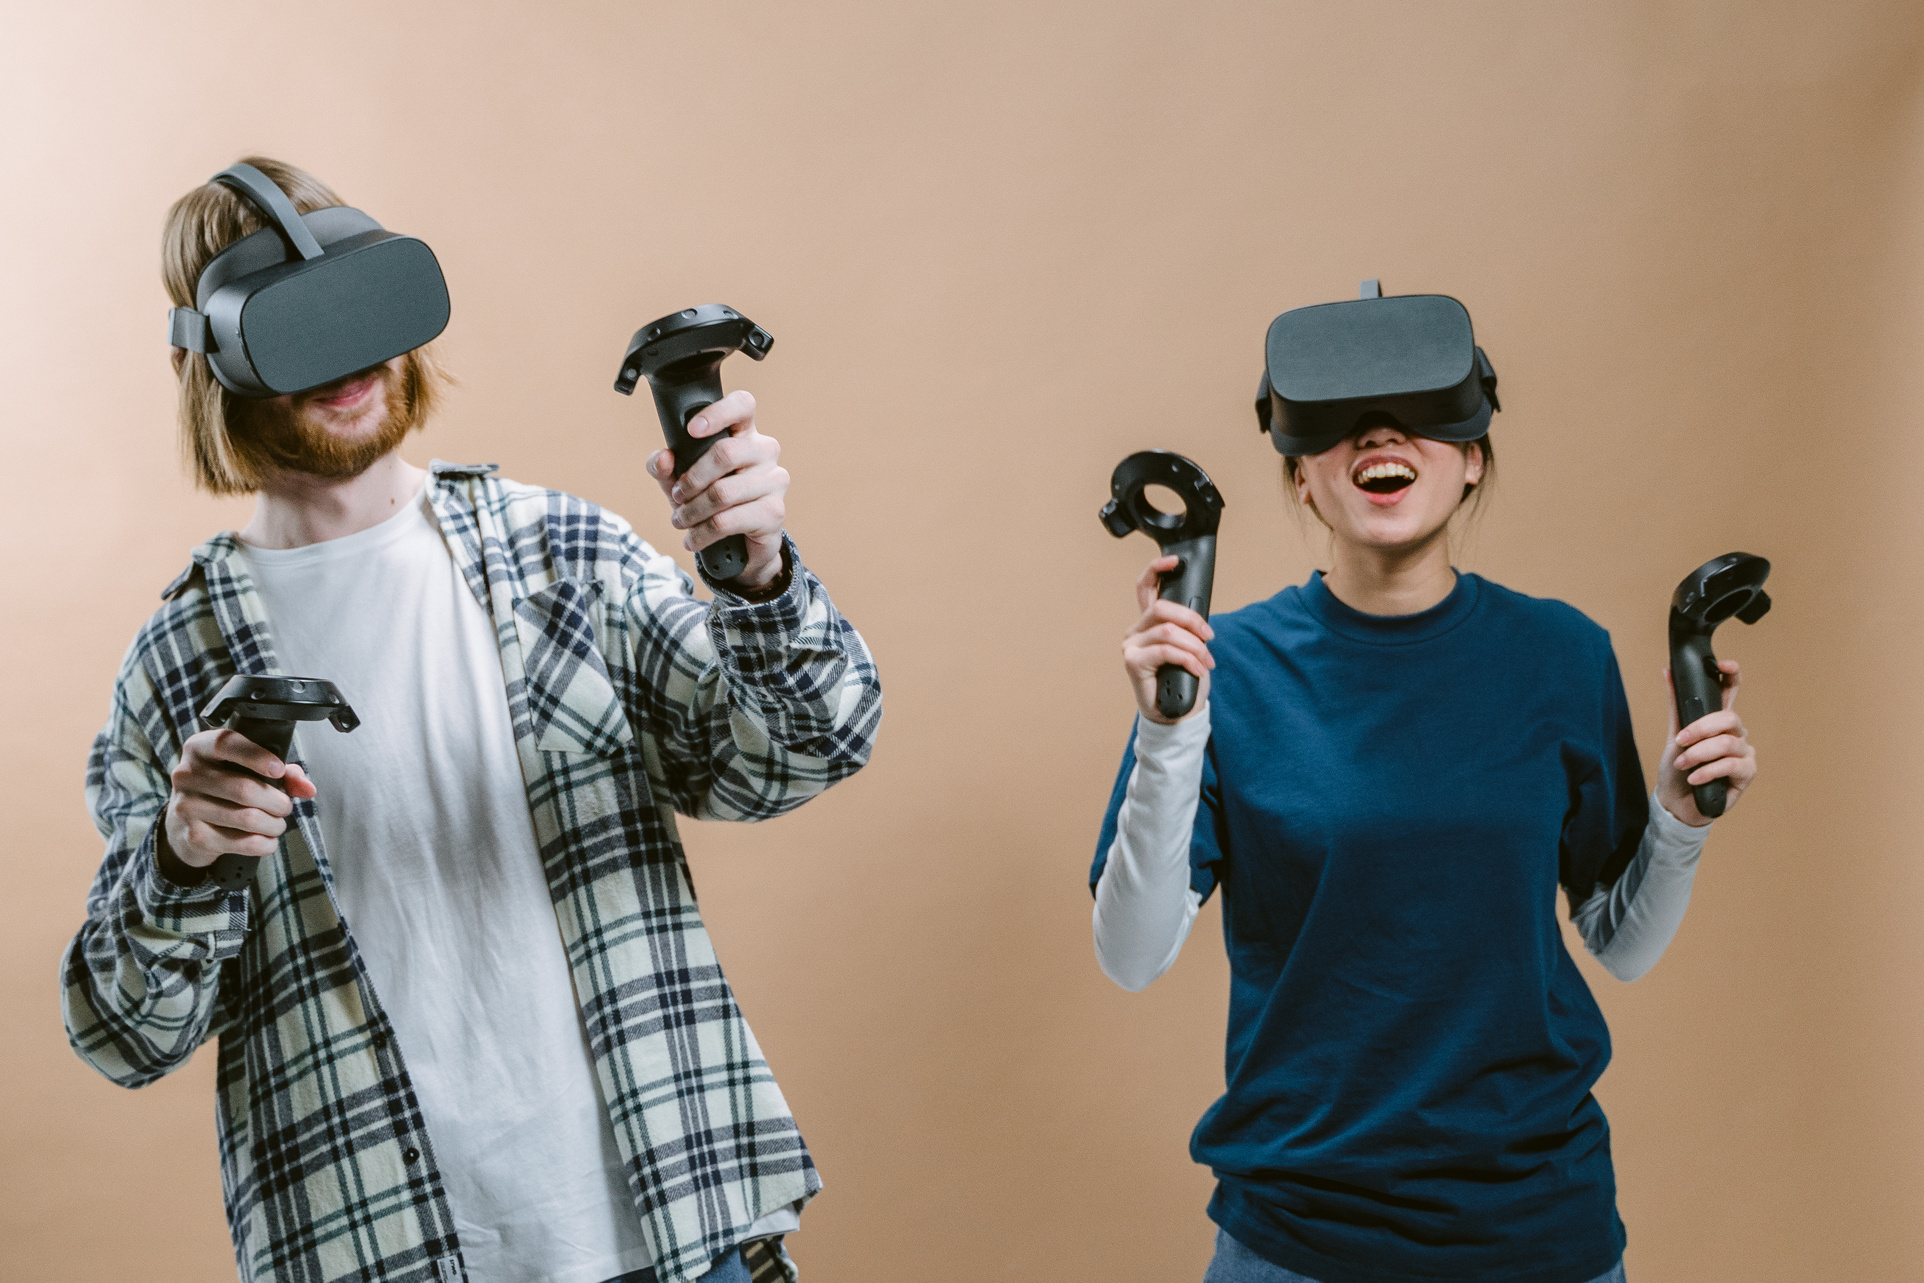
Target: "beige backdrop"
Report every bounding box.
[3,2,1920,1279]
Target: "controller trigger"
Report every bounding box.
[1702,654,1722,682]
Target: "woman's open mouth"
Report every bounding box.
[1351,457,1417,503]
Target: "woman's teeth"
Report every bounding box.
[1353,461,1417,493]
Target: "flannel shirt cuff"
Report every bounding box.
[698,534,865,748]
[133,825,250,941]
[697,534,799,608]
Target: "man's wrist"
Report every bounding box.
[152,816,211,889]
[719,539,793,602]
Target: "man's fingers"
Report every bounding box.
[183,765,295,816]
[673,465,788,530]
[685,494,784,551]
[646,450,676,494]
[684,389,756,439]
[199,729,288,779]
[280,763,318,800]
[189,819,279,860]
[671,430,780,503]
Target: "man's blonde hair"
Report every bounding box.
[161,156,449,494]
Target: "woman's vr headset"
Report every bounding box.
[166,164,450,398]
[1255,280,1500,456]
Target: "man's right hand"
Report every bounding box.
[1122,555,1214,725]
[163,728,316,869]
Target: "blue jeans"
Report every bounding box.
[602,1244,753,1283]
[1202,1228,1627,1283]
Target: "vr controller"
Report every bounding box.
[167,164,450,398]
[198,676,359,891]
[1100,451,1224,720]
[1668,552,1771,819]
[615,305,774,582]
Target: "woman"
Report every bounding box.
[1091,395,1756,1282]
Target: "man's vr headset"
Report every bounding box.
[1254,280,1500,456]
[166,164,450,398]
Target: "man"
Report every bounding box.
[61,156,882,1283]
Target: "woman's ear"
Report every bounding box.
[1463,440,1486,487]
[170,349,186,378]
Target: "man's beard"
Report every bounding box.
[228,363,420,481]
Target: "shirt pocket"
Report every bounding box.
[512,579,637,758]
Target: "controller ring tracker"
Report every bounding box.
[196,675,359,891]
[614,305,773,583]
[1667,552,1771,819]
[1099,450,1224,720]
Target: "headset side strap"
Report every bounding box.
[168,307,210,352]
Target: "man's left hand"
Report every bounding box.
[646,389,790,590]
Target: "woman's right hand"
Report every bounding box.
[1123,555,1214,725]
[163,728,316,869]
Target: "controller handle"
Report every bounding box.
[1666,552,1771,820]
[1099,451,1225,721]
[197,676,359,892]
[614,305,774,583]
[1151,535,1218,718]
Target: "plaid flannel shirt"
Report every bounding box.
[61,462,882,1283]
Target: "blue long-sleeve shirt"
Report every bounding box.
[1093,571,1645,1283]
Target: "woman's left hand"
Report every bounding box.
[1656,659,1757,826]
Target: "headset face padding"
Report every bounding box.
[1256,286,1499,456]
[168,165,450,398]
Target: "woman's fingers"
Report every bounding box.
[1675,731,1745,774]
[1131,641,1211,679]
[1675,707,1743,748]
[1129,595,1213,642]
[1136,556,1180,612]
[1127,621,1215,667]
[1718,658,1742,712]
[1685,750,1754,789]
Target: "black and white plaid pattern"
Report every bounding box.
[62,462,882,1283]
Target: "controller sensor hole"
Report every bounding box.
[1140,484,1186,518]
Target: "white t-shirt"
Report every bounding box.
[237,487,695,1283]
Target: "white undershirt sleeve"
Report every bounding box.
[1093,709,1211,992]
[1572,793,1712,983]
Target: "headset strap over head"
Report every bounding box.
[213,163,325,262]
